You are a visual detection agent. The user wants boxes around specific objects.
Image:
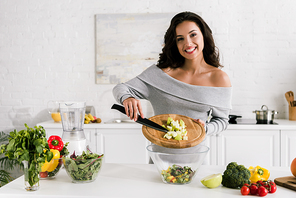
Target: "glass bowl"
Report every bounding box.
[62,153,104,183]
[147,144,209,185]
[39,158,63,179]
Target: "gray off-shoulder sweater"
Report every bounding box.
[113,65,232,136]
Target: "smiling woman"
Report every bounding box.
[113,11,232,139]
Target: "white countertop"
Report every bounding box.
[38,119,296,130]
[0,164,294,198]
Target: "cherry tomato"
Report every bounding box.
[269,184,277,193]
[58,158,63,165]
[241,186,250,195]
[250,184,258,195]
[39,171,48,178]
[258,186,268,197]
[268,181,276,186]
[257,180,264,185]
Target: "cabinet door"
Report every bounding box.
[202,135,217,165]
[281,130,296,167]
[95,129,149,164]
[84,129,96,153]
[44,128,63,138]
[217,130,280,167]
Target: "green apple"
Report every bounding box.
[200,173,222,188]
[174,133,182,140]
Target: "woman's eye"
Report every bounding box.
[177,37,183,42]
[190,33,197,38]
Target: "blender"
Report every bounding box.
[59,101,87,155]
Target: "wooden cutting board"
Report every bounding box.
[274,176,296,191]
[142,114,206,149]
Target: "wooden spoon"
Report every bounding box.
[285,91,294,107]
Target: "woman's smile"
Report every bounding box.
[185,47,197,54]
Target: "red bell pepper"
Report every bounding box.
[47,135,64,151]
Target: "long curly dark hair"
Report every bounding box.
[156,11,222,69]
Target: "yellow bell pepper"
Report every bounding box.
[249,166,270,183]
[47,149,60,172]
[41,161,50,172]
[41,149,60,172]
[41,149,50,172]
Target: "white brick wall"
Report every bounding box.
[1,0,296,132]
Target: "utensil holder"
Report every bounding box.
[289,106,296,121]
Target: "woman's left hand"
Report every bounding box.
[194,119,205,127]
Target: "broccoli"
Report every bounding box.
[221,162,251,189]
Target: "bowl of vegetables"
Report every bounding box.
[40,135,69,179]
[63,150,104,183]
[147,144,209,185]
[39,157,63,179]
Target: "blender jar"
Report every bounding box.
[59,101,87,155]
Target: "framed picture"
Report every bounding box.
[95,13,175,84]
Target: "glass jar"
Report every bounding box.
[22,160,40,191]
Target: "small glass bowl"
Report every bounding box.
[39,158,63,179]
[62,154,104,183]
[147,144,209,185]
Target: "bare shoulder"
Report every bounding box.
[210,68,231,87]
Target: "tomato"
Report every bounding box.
[250,184,258,195]
[258,186,268,197]
[39,171,48,178]
[269,184,277,193]
[257,180,264,185]
[268,181,276,186]
[240,186,250,195]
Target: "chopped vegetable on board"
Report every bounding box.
[163,117,188,140]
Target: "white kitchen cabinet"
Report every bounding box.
[202,135,217,165]
[95,128,150,164]
[43,128,63,138]
[38,119,296,167]
[217,129,280,167]
[280,130,296,167]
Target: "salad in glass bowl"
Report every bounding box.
[63,150,104,183]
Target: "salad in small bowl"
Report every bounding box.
[147,144,209,185]
[63,149,104,183]
[39,135,69,179]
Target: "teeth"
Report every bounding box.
[186,48,195,53]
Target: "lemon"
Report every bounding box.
[201,173,222,188]
[51,112,61,122]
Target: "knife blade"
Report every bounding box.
[111,104,168,133]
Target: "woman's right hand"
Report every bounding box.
[123,97,144,121]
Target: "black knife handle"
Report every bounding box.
[111,104,141,118]
[111,104,144,121]
[111,104,127,115]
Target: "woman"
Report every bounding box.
[113,11,232,136]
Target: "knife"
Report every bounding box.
[111,104,169,133]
